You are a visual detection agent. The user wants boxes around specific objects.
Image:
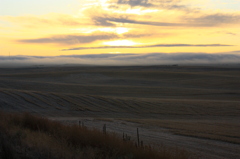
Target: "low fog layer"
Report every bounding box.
[1,52,240,67]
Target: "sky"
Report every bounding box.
[0,0,240,66]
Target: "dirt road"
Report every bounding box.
[50,117,240,159]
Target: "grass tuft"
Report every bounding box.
[0,111,192,159]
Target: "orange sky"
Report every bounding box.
[0,0,240,56]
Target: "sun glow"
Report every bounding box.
[108,51,121,54]
[103,40,138,46]
[72,27,129,34]
[99,27,129,34]
[0,0,239,56]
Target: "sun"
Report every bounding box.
[103,40,138,46]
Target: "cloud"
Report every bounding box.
[2,1,240,31]
[93,12,240,27]
[92,16,116,26]
[123,32,152,38]
[62,43,234,51]
[215,31,237,36]
[192,13,240,26]
[1,52,240,67]
[117,0,154,7]
[1,0,240,53]
[16,31,150,45]
[17,32,119,45]
[0,56,29,60]
[113,0,190,12]
[93,16,185,27]
[62,53,135,59]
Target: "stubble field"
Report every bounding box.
[0,65,239,159]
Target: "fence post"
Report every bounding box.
[103,124,106,134]
[141,141,143,148]
[137,128,140,147]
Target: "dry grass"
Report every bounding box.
[0,111,192,159]
[93,118,114,122]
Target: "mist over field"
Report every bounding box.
[1,52,240,67]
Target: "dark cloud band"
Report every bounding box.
[62,44,234,51]
[17,33,119,45]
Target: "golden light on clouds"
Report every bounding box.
[0,0,240,59]
[103,40,138,46]
[88,27,129,34]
